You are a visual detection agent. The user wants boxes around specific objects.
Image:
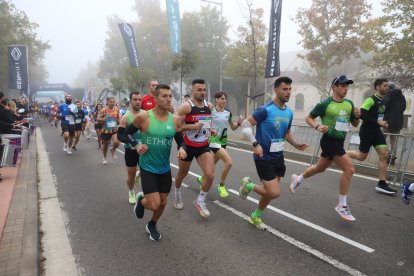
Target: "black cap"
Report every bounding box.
[332,75,354,85]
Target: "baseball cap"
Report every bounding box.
[332,75,354,85]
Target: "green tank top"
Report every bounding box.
[123,110,142,149]
[139,110,175,174]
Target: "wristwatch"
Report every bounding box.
[252,141,258,147]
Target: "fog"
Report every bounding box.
[11,0,382,86]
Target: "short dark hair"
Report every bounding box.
[154,84,170,97]
[214,91,227,99]
[129,91,141,100]
[274,76,292,88]
[374,78,388,90]
[192,79,205,86]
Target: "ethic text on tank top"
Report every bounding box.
[183,99,212,147]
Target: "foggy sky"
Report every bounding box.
[11,0,382,86]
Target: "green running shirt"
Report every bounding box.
[123,110,142,149]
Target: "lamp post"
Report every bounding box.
[200,0,223,91]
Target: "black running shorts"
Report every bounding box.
[61,124,75,137]
[358,127,386,153]
[181,144,210,162]
[140,168,172,195]
[320,135,346,160]
[75,123,82,131]
[254,157,286,181]
[124,147,140,168]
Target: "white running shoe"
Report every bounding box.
[102,158,108,165]
[193,200,210,218]
[290,174,301,194]
[174,190,183,210]
[67,148,72,155]
[63,144,68,152]
[335,205,356,222]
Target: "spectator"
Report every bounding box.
[383,83,406,165]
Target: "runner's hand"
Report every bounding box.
[177,147,187,160]
[317,125,329,134]
[253,144,263,157]
[137,144,148,155]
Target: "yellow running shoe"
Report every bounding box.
[128,191,136,204]
[217,185,229,198]
[249,215,266,230]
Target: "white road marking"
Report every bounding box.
[227,189,374,253]
[214,200,367,276]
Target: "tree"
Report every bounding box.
[0,1,50,91]
[123,66,156,93]
[226,3,267,96]
[171,49,200,98]
[294,0,374,99]
[370,0,414,92]
[109,76,126,102]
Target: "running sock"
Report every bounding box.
[175,187,181,193]
[298,174,304,183]
[246,182,255,192]
[197,190,208,203]
[219,182,225,186]
[409,183,414,192]
[149,219,156,225]
[339,195,347,207]
[129,189,134,193]
[251,208,263,219]
[378,180,386,185]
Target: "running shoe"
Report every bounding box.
[249,215,266,230]
[63,144,68,152]
[146,221,161,241]
[197,176,204,184]
[239,177,252,200]
[375,182,397,195]
[86,135,90,140]
[401,183,413,205]
[217,185,229,198]
[193,200,210,218]
[67,148,72,155]
[128,191,136,204]
[335,205,356,222]
[290,174,301,194]
[111,148,117,159]
[133,192,145,219]
[102,158,108,165]
[72,146,77,151]
[174,190,183,210]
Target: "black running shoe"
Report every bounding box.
[375,182,397,195]
[146,221,161,241]
[72,146,77,151]
[133,192,145,219]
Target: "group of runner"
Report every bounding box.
[50,75,410,241]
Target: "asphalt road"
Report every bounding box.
[40,125,414,276]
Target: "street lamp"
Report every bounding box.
[200,0,223,91]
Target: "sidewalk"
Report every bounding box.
[0,136,38,276]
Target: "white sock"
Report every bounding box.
[129,189,134,193]
[298,174,304,183]
[339,195,347,206]
[175,187,181,194]
[197,191,208,203]
[409,183,414,192]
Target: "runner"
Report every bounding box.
[174,79,216,218]
[98,97,120,165]
[141,80,158,111]
[124,84,186,241]
[72,100,85,151]
[117,92,143,204]
[347,78,397,194]
[92,103,103,149]
[82,102,91,140]
[239,77,308,230]
[290,75,360,222]
[401,182,414,205]
[58,94,78,155]
[197,91,243,198]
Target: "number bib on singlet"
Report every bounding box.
[335,118,349,131]
[65,115,75,125]
[270,139,285,152]
[107,121,117,128]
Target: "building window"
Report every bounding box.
[295,93,304,110]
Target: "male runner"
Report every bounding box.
[58,94,78,155]
[98,97,120,165]
[141,80,158,111]
[125,84,186,241]
[118,92,142,204]
[239,77,308,230]
[72,100,85,151]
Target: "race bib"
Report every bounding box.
[335,118,349,131]
[378,114,384,121]
[270,139,284,152]
[107,121,117,128]
[75,119,82,124]
[198,116,212,129]
[209,142,221,149]
[65,115,74,124]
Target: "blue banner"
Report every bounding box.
[166,0,181,54]
[8,46,29,92]
[118,23,140,67]
[265,0,282,78]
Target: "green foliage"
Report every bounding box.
[171,49,200,81]
[0,0,50,89]
[294,0,373,99]
[370,0,414,91]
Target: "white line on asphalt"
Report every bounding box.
[227,189,375,253]
[213,200,367,276]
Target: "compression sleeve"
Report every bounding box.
[122,124,140,147]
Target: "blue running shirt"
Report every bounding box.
[252,101,293,160]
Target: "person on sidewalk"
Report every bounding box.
[197,91,243,198]
[347,78,397,195]
[238,77,308,230]
[117,92,143,204]
[383,83,406,165]
[125,84,186,241]
[290,75,360,222]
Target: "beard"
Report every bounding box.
[65,99,72,104]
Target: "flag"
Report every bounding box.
[166,0,181,54]
[8,46,29,92]
[265,0,282,78]
[118,23,140,67]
